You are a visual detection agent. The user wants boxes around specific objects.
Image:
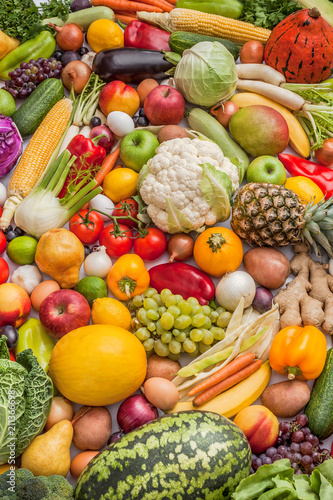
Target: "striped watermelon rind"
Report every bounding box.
[74,410,251,500]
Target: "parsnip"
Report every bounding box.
[236,64,286,85]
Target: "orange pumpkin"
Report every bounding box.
[193,227,243,277]
[49,325,147,406]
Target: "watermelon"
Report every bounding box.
[75,411,251,500]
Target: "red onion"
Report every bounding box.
[253,287,274,313]
[117,394,158,433]
[90,125,114,153]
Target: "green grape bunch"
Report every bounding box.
[129,288,232,360]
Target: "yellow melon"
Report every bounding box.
[48,325,147,405]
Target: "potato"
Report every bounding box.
[73,406,112,450]
[146,354,181,381]
[261,380,311,418]
[157,125,189,143]
[243,247,290,289]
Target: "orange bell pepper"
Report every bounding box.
[107,254,150,300]
[269,325,327,381]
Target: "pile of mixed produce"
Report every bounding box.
[1,0,333,498]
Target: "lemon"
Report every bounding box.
[284,176,325,205]
[91,297,132,330]
[76,276,108,306]
[7,236,37,265]
[103,167,139,203]
[87,19,124,52]
[0,89,16,117]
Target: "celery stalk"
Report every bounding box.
[297,0,333,26]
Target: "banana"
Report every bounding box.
[230,92,310,159]
[168,360,271,418]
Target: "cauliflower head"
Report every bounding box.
[139,138,238,234]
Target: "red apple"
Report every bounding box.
[144,85,185,126]
[99,81,140,118]
[39,289,91,339]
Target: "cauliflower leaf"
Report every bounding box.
[166,197,193,234]
[200,163,232,222]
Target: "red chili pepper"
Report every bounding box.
[278,153,333,199]
[9,348,16,362]
[149,262,215,305]
[58,134,106,199]
[124,20,171,51]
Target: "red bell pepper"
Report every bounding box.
[59,134,106,199]
[278,153,333,199]
[124,20,171,51]
[149,262,215,305]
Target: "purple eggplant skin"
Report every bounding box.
[0,114,23,178]
[92,47,174,84]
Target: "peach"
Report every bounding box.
[0,283,31,328]
[99,81,140,118]
[233,405,279,454]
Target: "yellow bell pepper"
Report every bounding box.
[269,325,327,381]
[107,254,150,300]
[0,30,20,60]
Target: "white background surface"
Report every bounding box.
[0,1,332,487]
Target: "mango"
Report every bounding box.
[229,105,289,157]
[233,405,279,454]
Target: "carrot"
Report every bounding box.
[116,14,137,24]
[114,9,137,15]
[133,0,174,12]
[166,0,176,4]
[94,147,120,186]
[192,359,263,407]
[188,353,256,397]
[91,0,163,13]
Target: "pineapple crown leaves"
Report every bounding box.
[303,197,333,257]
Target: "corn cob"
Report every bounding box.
[138,9,271,45]
[0,98,73,230]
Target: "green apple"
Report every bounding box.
[246,155,287,185]
[120,130,159,172]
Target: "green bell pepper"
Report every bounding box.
[16,318,56,372]
[176,0,243,19]
[0,30,56,80]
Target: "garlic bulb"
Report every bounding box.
[11,265,42,295]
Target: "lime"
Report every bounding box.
[7,236,38,265]
[0,89,16,117]
[76,276,108,306]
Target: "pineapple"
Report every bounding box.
[231,183,333,257]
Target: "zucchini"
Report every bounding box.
[187,108,249,182]
[12,79,64,139]
[305,348,333,440]
[42,6,114,30]
[169,32,240,60]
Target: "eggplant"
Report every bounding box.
[92,47,174,84]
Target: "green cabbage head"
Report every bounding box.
[174,41,238,107]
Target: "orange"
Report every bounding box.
[91,297,132,330]
[103,167,139,203]
[284,176,325,205]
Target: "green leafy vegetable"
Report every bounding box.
[0,469,74,499]
[0,336,53,465]
[40,0,71,21]
[239,0,301,30]
[166,197,193,233]
[200,163,231,222]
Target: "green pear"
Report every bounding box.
[21,420,73,477]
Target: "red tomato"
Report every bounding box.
[99,223,133,258]
[112,198,139,228]
[0,206,2,217]
[0,231,6,255]
[69,210,104,245]
[0,257,9,284]
[134,227,167,262]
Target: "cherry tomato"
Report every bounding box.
[0,257,9,284]
[112,198,139,228]
[0,231,6,255]
[99,223,133,258]
[69,210,104,245]
[134,227,167,262]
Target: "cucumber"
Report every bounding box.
[187,108,249,182]
[42,6,114,30]
[169,32,240,60]
[12,79,64,139]
[305,348,333,440]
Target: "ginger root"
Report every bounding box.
[274,243,333,335]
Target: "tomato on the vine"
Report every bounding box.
[0,257,9,284]
[112,198,139,228]
[99,223,133,258]
[69,210,104,245]
[134,227,167,262]
[0,231,6,255]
